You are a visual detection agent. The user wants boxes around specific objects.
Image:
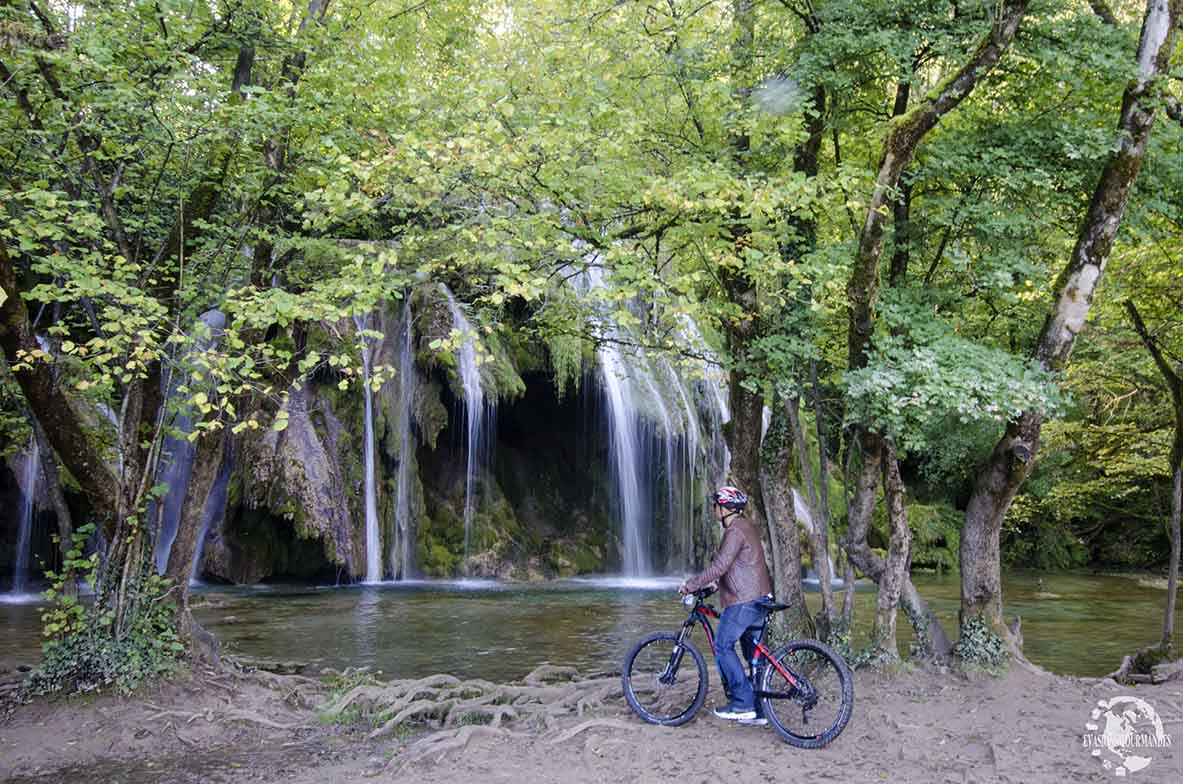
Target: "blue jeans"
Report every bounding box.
[714,599,766,711]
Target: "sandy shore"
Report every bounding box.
[2,664,1182,783]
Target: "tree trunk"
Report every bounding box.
[873,443,912,659]
[725,376,767,531]
[1125,299,1183,650]
[960,0,1182,638]
[845,430,953,658]
[1167,466,1182,649]
[0,244,120,521]
[841,556,855,630]
[787,396,834,638]
[761,397,810,640]
[164,433,226,665]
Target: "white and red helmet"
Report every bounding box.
[710,485,748,511]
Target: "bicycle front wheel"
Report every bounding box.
[621,632,708,726]
[759,639,853,748]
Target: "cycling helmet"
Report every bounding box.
[710,485,748,511]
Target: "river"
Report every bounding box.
[1,571,1177,679]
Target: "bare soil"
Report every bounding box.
[2,663,1182,783]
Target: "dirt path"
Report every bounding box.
[3,665,1182,783]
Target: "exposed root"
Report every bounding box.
[318,666,627,766]
[522,664,580,687]
[393,725,525,770]
[545,719,637,745]
[222,708,310,731]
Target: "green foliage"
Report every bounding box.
[907,502,961,573]
[845,331,1064,453]
[27,525,183,696]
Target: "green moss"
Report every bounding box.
[544,536,604,577]
[416,504,465,577]
[416,381,449,450]
[482,329,526,402]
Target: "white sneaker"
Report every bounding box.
[739,716,768,726]
[713,706,757,721]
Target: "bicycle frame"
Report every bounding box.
[674,597,800,698]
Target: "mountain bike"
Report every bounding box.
[620,586,854,749]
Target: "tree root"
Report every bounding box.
[545,719,637,745]
[522,663,580,686]
[393,724,526,770]
[317,666,628,767]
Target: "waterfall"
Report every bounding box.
[190,447,232,584]
[354,313,382,583]
[441,285,492,569]
[598,342,652,576]
[391,298,415,580]
[11,436,39,593]
[153,310,227,574]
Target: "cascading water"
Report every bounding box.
[574,266,731,576]
[153,310,227,574]
[390,298,416,580]
[597,342,653,576]
[441,285,493,570]
[354,313,382,583]
[11,436,39,594]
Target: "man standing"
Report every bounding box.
[680,485,773,722]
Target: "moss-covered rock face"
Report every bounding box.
[226,387,361,580]
[545,536,605,578]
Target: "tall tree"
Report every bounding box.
[1124,299,1182,651]
[959,0,1183,641]
[842,0,1030,659]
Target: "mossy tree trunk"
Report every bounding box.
[960,0,1182,642]
[760,397,810,640]
[873,442,911,660]
[787,396,834,639]
[0,0,252,652]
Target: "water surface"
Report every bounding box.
[1,572,1178,680]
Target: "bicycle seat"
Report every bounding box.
[754,595,793,614]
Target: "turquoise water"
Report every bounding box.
[1,571,1178,680]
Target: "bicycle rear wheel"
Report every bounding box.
[621,632,707,726]
[758,639,853,748]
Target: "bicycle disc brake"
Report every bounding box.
[659,646,686,685]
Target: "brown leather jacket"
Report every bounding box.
[684,516,772,609]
